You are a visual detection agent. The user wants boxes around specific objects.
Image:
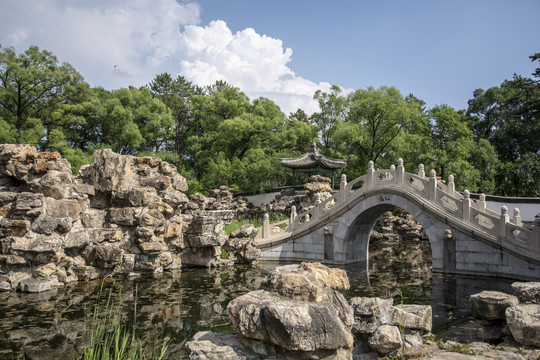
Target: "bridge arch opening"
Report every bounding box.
[368,208,432,285]
[343,204,433,283]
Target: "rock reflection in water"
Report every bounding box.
[0,262,518,359]
[0,265,267,360]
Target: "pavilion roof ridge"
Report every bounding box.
[280,140,347,170]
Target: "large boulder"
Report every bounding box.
[388,304,432,332]
[91,149,135,192]
[350,297,393,336]
[505,304,540,347]
[469,291,519,321]
[227,290,353,352]
[512,282,540,304]
[259,262,349,302]
[368,324,402,354]
[226,262,354,356]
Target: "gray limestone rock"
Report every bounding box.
[470,291,519,321]
[230,224,259,239]
[186,331,260,360]
[63,231,90,249]
[505,304,540,347]
[11,234,63,253]
[227,263,354,354]
[43,198,81,219]
[18,278,52,293]
[259,262,350,303]
[350,297,393,335]
[91,149,135,192]
[92,246,123,269]
[511,282,540,304]
[388,304,432,332]
[227,290,353,352]
[368,325,403,354]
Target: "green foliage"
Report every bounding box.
[0,44,88,149]
[224,218,261,235]
[1,45,539,197]
[466,53,540,196]
[224,214,289,235]
[330,86,425,178]
[310,85,346,149]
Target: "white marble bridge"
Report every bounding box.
[255,159,540,280]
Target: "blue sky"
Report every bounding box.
[0,0,538,114]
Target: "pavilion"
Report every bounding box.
[280,141,347,194]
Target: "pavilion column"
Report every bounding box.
[292,169,296,195]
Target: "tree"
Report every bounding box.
[425,104,480,190]
[91,87,172,155]
[337,86,421,168]
[288,108,309,123]
[148,73,199,160]
[466,52,540,196]
[310,85,346,150]
[0,45,86,148]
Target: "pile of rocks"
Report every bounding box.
[369,210,432,286]
[0,145,261,293]
[0,145,190,292]
[253,175,336,221]
[186,262,435,359]
[350,296,433,357]
[223,224,261,264]
[469,282,540,347]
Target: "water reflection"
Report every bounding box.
[0,262,517,359]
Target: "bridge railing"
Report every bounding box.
[260,158,540,252]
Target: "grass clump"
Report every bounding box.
[82,282,168,360]
[224,214,289,235]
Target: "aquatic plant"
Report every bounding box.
[81,282,168,360]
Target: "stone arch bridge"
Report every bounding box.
[255,160,540,280]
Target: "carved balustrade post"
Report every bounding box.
[339,174,347,203]
[290,205,297,230]
[448,175,455,197]
[262,213,270,239]
[533,216,540,250]
[313,193,321,220]
[396,158,404,186]
[500,206,509,238]
[428,169,437,201]
[418,164,425,178]
[367,160,375,187]
[462,190,471,221]
[512,208,522,227]
[479,193,486,212]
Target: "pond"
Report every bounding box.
[0,262,516,359]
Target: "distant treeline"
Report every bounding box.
[1,45,539,196]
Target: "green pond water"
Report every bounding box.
[0,262,516,359]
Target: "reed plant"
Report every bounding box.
[81,282,168,360]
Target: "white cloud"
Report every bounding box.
[1,0,200,89]
[178,20,331,114]
[0,0,331,114]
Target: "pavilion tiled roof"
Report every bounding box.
[280,141,347,170]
